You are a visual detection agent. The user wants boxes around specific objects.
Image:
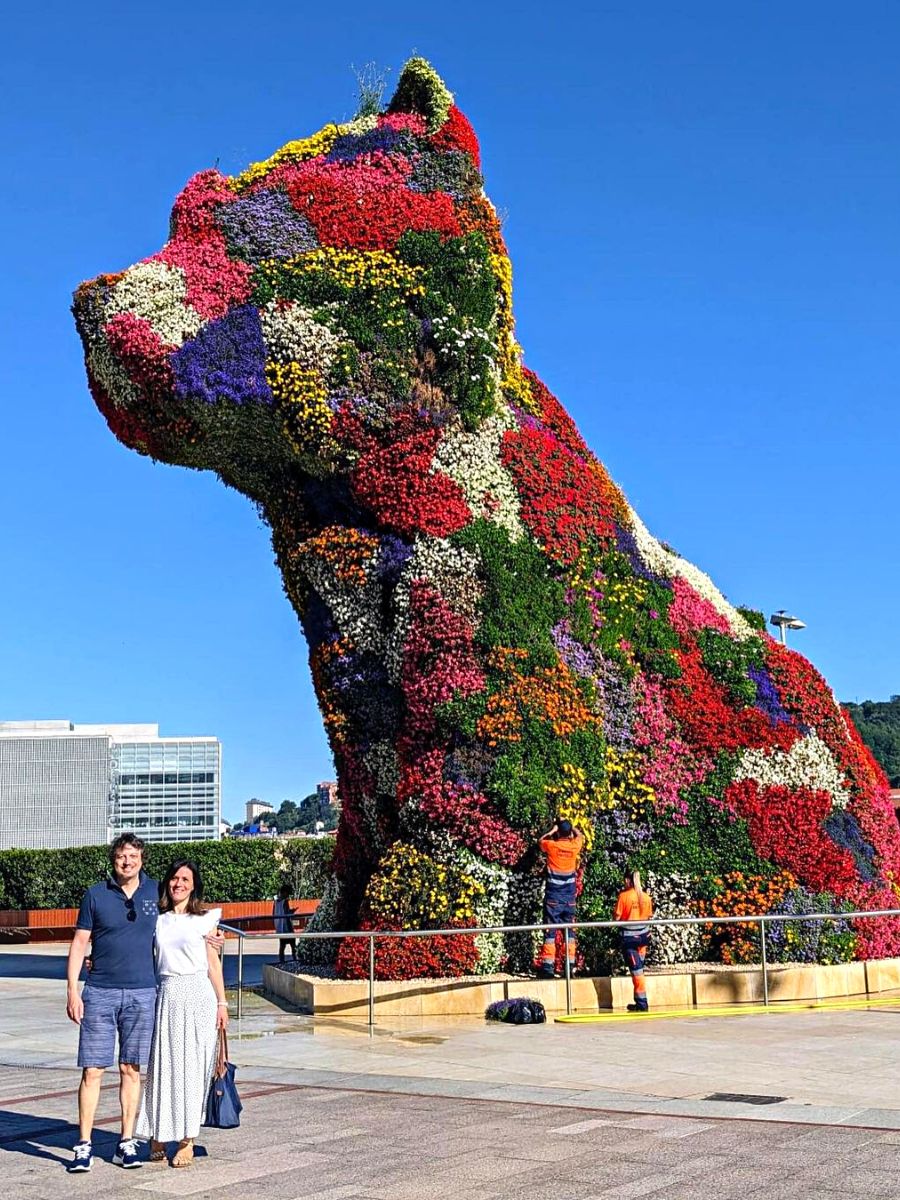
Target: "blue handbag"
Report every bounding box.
[203,1030,242,1129]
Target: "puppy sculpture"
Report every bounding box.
[74,59,900,977]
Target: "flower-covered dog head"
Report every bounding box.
[72,59,521,506]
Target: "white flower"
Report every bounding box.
[644,871,703,965]
[733,732,851,809]
[433,409,524,541]
[627,507,755,640]
[260,300,344,373]
[108,260,203,347]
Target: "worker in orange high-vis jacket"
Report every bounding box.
[615,869,654,1012]
[537,820,584,979]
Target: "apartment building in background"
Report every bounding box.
[0,720,221,849]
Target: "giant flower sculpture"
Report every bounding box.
[74,59,900,977]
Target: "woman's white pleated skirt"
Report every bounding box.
[136,971,218,1142]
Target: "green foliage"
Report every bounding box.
[388,56,454,132]
[844,695,900,787]
[398,231,498,425]
[352,62,389,119]
[634,797,771,891]
[737,606,767,633]
[483,722,607,832]
[0,837,335,909]
[452,520,565,665]
[398,232,496,329]
[0,845,109,910]
[269,795,339,835]
[696,628,765,707]
[590,550,681,677]
[281,837,337,899]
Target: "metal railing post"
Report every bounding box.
[368,934,375,1029]
[563,926,573,1015]
[237,933,244,1019]
[759,916,769,1006]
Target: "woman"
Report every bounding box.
[614,869,654,1013]
[136,860,228,1167]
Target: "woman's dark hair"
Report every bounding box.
[278,883,292,900]
[158,859,206,915]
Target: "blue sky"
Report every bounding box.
[2,3,898,822]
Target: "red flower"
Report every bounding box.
[399,749,526,867]
[725,780,859,897]
[275,157,461,251]
[336,922,478,980]
[501,424,620,565]
[667,643,801,756]
[400,584,485,737]
[430,106,481,169]
[157,169,252,319]
[352,430,470,538]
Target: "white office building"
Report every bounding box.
[0,721,221,850]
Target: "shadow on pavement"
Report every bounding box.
[0,1113,84,1164]
[0,954,69,981]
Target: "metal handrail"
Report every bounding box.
[219,904,900,1023]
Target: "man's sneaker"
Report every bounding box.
[68,1141,93,1172]
[626,1003,649,1013]
[113,1137,142,1168]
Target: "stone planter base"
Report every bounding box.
[262,956,900,1018]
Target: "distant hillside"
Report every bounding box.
[844,696,900,787]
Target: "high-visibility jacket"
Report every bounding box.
[614,887,653,939]
[539,833,584,888]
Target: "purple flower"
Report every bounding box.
[328,127,417,162]
[595,807,652,866]
[377,534,414,583]
[217,190,318,263]
[552,620,596,678]
[824,809,878,883]
[172,305,272,406]
[615,524,669,586]
[596,654,634,748]
[748,664,792,726]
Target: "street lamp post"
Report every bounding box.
[769,609,806,645]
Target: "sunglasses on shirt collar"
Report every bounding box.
[125,898,136,922]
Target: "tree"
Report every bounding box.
[844,696,900,787]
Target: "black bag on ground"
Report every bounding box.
[485,997,547,1024]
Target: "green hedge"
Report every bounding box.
[0,837,335,910]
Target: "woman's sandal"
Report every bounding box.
[172,1139,194,1168]
[149,1141,167,1164]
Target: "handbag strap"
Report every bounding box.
[215,1029,229,1078]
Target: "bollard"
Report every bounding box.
[563,927,572,1015]
[760,917,769,1007]
[368,934,375,1029]
[237,934,244,1019]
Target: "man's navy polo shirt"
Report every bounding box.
[76,871,159,989]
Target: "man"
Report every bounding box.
[65,833,222,1172]
[537,819,584,979]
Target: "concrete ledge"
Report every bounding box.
[262,955,900,1017]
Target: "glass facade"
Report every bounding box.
[0,733,112,850]
[0,722,222,849]
[112,739,221,843]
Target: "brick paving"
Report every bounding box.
[3,1063,899,1199]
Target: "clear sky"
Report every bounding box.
[2,2,898,823]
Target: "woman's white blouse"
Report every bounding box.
[155,908,222,976]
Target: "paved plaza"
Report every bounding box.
[3,944,900,1198]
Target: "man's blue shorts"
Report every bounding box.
[77,985,156,1068]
